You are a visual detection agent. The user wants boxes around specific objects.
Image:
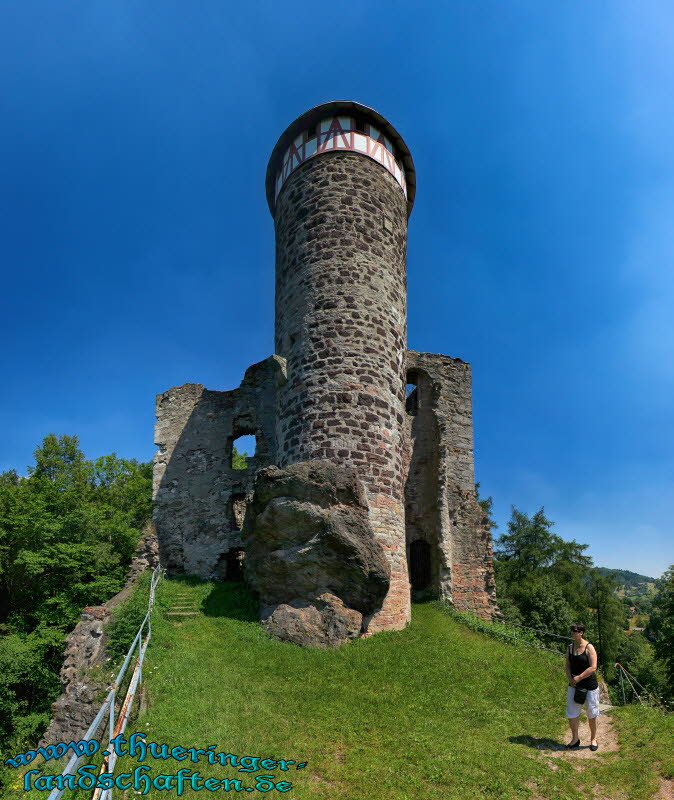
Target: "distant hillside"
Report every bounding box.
[594,567,656,586]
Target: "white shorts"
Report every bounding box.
[566,685,600,719]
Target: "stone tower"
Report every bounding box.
[268,102,415,632]
[153,102,498,646]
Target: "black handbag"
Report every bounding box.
[574,686,588,704]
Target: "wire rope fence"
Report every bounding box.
[439,602,671,713]
[614,661,671,713]
[437,602,572,655]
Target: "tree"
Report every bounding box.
[494,507,591,592]
[617,632,668,704]
[475,483,497,531]
[493,507,595,636]
[518,576,574,636]
[588,570,628,681]
[646,565,674,701]
[232,445,248,470]
[0,434,153,765]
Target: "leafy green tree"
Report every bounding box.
[646,565,674,701]
[232,445,248,470]
[494,507,592,613]
[475,483,497,531]
[617,632,668,705]
[0,434,153,764]
[588,570,628,681]
[517,576,575,636]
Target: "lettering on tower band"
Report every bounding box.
[275,116,408,202]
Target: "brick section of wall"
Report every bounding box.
[273,151,410,631]
[153,356,286,577]
[446,487,499,618]
[404,351,498,619]
[363,495,410,634]
[274,153,408,498]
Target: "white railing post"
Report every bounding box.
[109,690,115,743]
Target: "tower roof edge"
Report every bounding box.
[265,100,416,217]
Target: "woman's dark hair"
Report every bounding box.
[570,623,585,632]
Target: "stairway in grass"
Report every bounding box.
[165,589,199,620]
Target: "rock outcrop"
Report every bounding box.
[244,460,390,648]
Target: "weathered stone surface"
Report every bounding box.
[260,594,363,649]
[404,352,499,619]
[245,460,390,647]
[272,151,411,633]
[152,107,500,641]
[153,355,286,578]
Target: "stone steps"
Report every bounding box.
[165,589,199,620]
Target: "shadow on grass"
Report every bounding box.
[163,574,207,588]
[201,581,259,622]
[160,575,259,622]
[509,735,566,752]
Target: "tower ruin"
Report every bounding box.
[153,101,498,645]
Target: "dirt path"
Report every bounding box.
[655,778,674,800]
[531,712,671,799]
[557,713,620,761]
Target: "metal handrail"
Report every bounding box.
[502,620,573,641]
[447,607,671,713]
[45,565,162,800]
[614,661,670,712]
[441,604,572,655]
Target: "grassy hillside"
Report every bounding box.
[14,578,673,800]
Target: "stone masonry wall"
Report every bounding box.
[153,355,286,578]
[404,351,498,619]
[273,152,411,631]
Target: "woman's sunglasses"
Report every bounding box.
[570,626,584,632]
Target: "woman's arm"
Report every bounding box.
[565,649,574,684]
[572,644,597,681]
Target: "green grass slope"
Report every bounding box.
[27,578,673,800]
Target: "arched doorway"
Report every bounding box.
[409,540,432,591]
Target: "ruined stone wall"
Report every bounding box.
[153,356,285,578]
[404,351,498,618]
[273,152,410,631]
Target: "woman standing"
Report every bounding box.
[565,623,600,750]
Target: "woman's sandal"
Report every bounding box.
[590,743,599,751]
[566,739,581,749]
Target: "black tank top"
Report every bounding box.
[568,642,598,690]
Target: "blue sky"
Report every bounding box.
[1,2,672,578]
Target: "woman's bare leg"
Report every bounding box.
[588,715,597,745]
[568,716,579,743]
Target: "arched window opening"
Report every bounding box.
[405,380,419,416]
[231,434,256,470]
[409,540,432,591]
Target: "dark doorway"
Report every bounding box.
[409,540,432,591]
[224,548,245,582]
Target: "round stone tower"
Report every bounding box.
[266,101,416,633]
